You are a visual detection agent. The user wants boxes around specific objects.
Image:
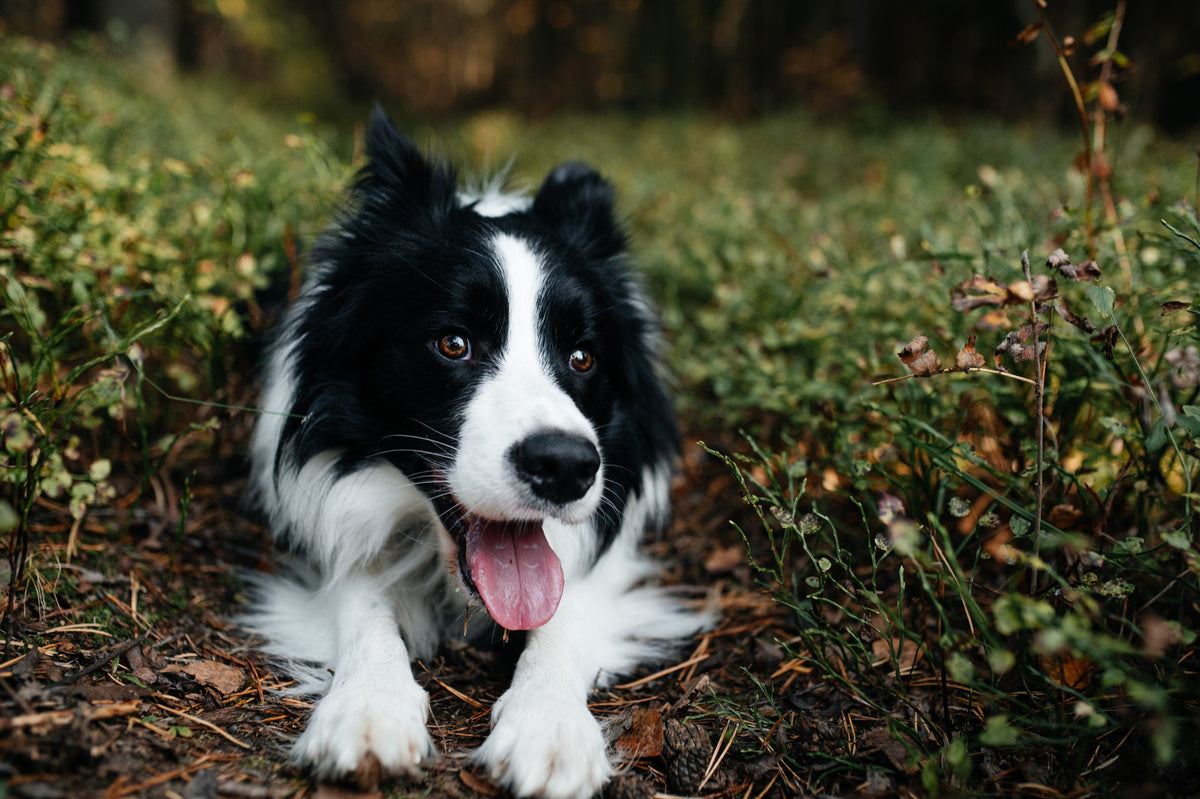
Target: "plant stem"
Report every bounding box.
[1022,250,1048,591]
[1035,1,1096,258]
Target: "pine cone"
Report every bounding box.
[662,719,713,795]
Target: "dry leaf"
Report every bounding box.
[898,334,941,377]
[877,492,906,524]
[1046,248,1071,270]
[1047,248,1101,281]
[614,707,665,760]
[704,543,745,574]
[1052,299,1094,332]
[459,769,502,797]
[1008,279,1035,303]
[1012,22,1041,45]
[1028,274,1058,301]
[951,275,1009,311]
[1091,325,1118,360]
[1046,504,1082,529]
[1041,652,1093,690]
[181,660,245,695]
[994,323,1048,365]
[978,309,1012,329]
[859,726,921,774]
[951,274,1054,312]
[955,335,986,370]
[1098,81,1120,111]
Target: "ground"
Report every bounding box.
[2,420,854,799]
[2,416,1168,799]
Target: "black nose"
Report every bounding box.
[509,432,601,505]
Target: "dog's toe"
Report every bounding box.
[474,690,611,799]
[293,680,435,783]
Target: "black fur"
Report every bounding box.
[272,110,677,559]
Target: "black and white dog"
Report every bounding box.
[247,110,710,798]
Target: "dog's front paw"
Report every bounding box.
[474,690,611,799]
[293,680,435,786]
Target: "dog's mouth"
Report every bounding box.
[453,510,565,632]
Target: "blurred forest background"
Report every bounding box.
[3,0,1200,131]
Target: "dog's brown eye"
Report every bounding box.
[437,334,471,360]
[569,348,594,373]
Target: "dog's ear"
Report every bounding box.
[532,162,626,261]
[356,107,458,217]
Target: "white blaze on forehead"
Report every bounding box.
[493,233,547,373]
[446,233,603,523]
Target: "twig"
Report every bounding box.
[1034,1,1096,257]
[668,673,713,714]
[1021,250,1048,593]
[1093,0,1135,296]
[48,632,148,689]
[872,367,1038,387]
[105,755,215,798]
[699,720,738,792]
[614,650,713,690]
[428,676,487,710]
[152,702,252,749]
[1,699,141,731]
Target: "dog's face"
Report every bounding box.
[279,113,677,630]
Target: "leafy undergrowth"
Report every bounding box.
[4,28,1200,799]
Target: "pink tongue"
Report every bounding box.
[464,517,564,631]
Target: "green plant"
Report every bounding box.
[0,35,345,645]
[699,5,1200,789]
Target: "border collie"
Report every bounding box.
[247,110,711,798]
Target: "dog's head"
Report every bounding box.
[278,111,677,630]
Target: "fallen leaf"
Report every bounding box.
[1040,652,1093,690]
[1046,504,1082,529]
[614,706,665,760]
[704,543,746,574]
[179,660,245,695]
[459,769,502,797]
[870,638,920,674]
[858,726,920,773]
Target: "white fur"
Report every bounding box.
[447,235,604,530]
[247,201,711,799]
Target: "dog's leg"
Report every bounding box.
[472,516,712,799]
[472,584,613,799]
[291,573,435,783]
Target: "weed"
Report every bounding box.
[704,5,1200,792]
[0,36,344,644]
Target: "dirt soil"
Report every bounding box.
[0,419,1067,799]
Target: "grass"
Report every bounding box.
[3,28,1200,798]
